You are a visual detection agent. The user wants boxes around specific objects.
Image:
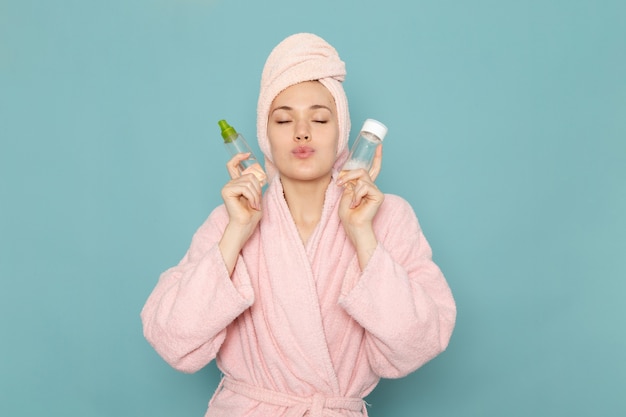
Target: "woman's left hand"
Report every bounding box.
[337,144,384,225]
[337,145,384,268]
[337,170,384,228]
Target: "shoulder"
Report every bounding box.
[191,204,229,240]
[208,204,229,221]
[379,193,417,219]
[374,193,422,233]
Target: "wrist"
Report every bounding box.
[346,226,378,269]
[219,222,257,276]
[223,221,256,246]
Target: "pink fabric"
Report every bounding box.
[215,376,366,417]
[141,175,456,416]
[256,33,351,180]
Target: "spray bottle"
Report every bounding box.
[218,119,266,184]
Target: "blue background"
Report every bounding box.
[1,0,625,416]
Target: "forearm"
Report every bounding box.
[142,208,256,372]
[141,244,254,372]
[346,224,378,270]
[339,244,455,378]
[339,195,456,377]
[218,221,257,276]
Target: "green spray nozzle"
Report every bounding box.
[218,119,237,143]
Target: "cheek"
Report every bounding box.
[330,129,340,155]
[266,126,280,152]
[320,136,339,165]
[267,138,280,161]
[267,131,288,162]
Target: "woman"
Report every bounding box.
[141,33,456,417]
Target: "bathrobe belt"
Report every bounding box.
[220,377,368,417]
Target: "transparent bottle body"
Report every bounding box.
[224,134,257,166]
[224,133,266,184]
[342,131,382,172]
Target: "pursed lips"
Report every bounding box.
[292,146,315,159]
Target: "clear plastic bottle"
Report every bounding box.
[342,118,388,172]
[218,119,266,184]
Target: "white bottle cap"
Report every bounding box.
[361,119,388,141]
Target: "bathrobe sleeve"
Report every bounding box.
[338,194,456,379]
[140,205,255,373]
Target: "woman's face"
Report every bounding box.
[267,81,339,183]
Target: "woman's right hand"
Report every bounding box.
[219,153,265,275]
[221,153,264,227]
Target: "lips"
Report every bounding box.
[292,146,315,159]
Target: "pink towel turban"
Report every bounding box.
[256,33,351,178]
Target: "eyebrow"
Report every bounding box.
[270,104,333,114]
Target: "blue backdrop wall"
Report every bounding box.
[1,1,625,416]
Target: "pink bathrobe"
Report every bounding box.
[141,174,456,416]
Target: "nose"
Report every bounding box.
[294,120,311,142]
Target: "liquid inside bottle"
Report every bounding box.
[218,119,266,184]
[340,119,387,188]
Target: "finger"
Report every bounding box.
[349,180,370,208]
[243,173,263,198]
[226,153,252,179]
[231,185,261,211]
[337,168,369,187]
[241,164,267,186]
[224,176,262,209]
[238,178,263,210]
[351,179,383,209]
[240,189,261,211]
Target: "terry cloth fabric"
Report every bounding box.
[213,377,367,417]
[256,33,351,180]
[141,174,457,417]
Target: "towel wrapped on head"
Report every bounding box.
[256,33,351,180]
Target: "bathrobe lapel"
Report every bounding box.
[258,177,344,394]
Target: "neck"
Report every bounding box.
[281,175,331,220]
[280,175,332,244]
